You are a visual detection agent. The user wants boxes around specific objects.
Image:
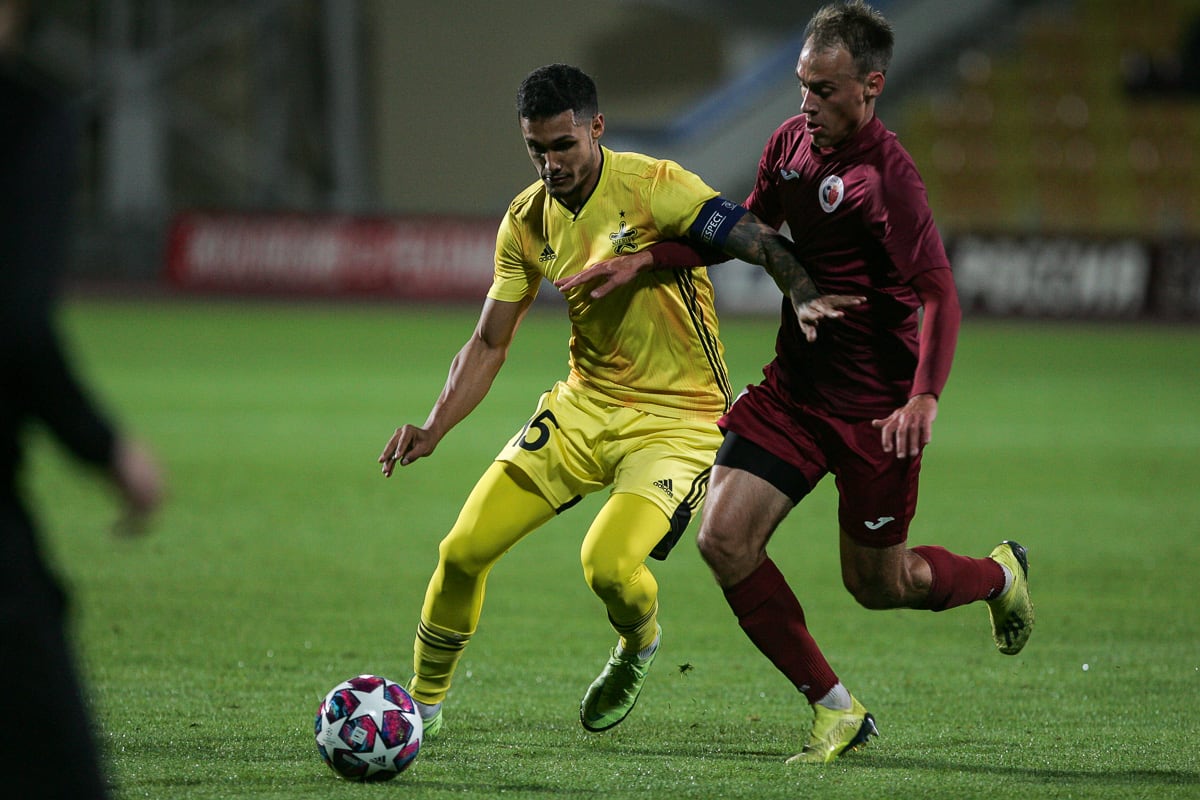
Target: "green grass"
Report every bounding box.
[27,298,1200,799]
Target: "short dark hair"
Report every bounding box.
[804,0,894,77]
[516,63,599,122]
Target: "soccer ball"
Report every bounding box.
[314,674,423,781]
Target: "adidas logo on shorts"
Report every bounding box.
[653,478,673,498]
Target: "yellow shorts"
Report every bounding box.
[495,381,723,559]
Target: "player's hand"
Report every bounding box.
[793,294,865,342]
[379,424,437,476]
[871,393,938,459]
[109,438,164,537]
[553,250,653,298]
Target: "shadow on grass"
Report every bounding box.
[859,754,1200,787]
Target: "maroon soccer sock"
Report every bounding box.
[911,545,1007,611]
[723,558,838,703]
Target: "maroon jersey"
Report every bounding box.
[748,114,951,418]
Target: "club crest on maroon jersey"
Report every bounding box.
[819,175,845,213]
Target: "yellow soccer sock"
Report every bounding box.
[611,600,660,657]
[409,618,471,706]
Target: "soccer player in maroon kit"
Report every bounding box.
[556,0,1035,764]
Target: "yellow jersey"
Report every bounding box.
[489,147,731,421]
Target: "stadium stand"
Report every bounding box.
[904,0,1200,237]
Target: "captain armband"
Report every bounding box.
[688,196,748,249]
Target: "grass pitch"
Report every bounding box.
[27,298,1200,799]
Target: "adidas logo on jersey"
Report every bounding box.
[538,243,557,263]
[653,478,674,498]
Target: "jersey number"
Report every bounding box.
[514,410,559,451]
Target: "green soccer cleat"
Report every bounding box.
[786,696,878,765]
[420,706,443,740]
[408,691,444,741]
[987,540,1035,655]
[579,626,660,732]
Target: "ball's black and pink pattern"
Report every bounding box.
[314,674,422,781]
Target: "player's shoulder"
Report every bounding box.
[770,114,810,141]
[604,147,682,180]
[858,120,933,208]
[760,114,810,159]
[874,122,925,179]
[506,179,548,219]
[858,117,906,157]
[777,114,809,133]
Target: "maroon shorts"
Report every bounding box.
[717,370,920,548]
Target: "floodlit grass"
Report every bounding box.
[27,298,1200,799]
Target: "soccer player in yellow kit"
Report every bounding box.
[379,63,861,738]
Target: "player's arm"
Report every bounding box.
[13,317,165,535]
[379,294,534,475]
[708,202,826,309]
[871,266,961,459]
[555,198,864,342]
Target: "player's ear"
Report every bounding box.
[590,113,605,140]
[864,71,885,100]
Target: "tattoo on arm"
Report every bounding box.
[721,213,820,303]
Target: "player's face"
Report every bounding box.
[796,40,883,149]
[521,110,605,212]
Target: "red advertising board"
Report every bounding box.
[164,212,1200,320]
[166,212,499,301]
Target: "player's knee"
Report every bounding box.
[437,532,494,578]
[696,522,758,585]
[581,554,635,602]
[696,525,743,571]
[695,527,723,567]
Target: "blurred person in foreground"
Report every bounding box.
[0,1,165,797]
[559,0,1034,764]
[379,63,860,739]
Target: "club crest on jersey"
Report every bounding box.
[609,220,639,254]
[819,175,845,213]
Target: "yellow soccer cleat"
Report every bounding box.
[987,540,1035,655]
[786,695,878,764]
